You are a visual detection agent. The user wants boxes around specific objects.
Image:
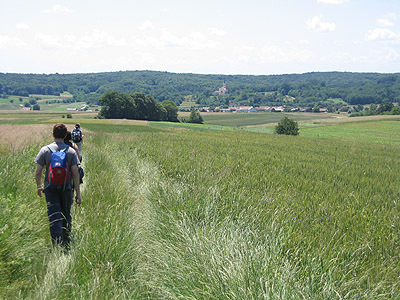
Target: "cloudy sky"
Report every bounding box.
[1,0,399,75]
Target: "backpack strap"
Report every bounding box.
[48,144,69,153]
[48,145,56,153]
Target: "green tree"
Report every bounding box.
[188,110,203,124]
[99,91,136,119]
[32,104,40,111]
[312,106,320,113]
[161,100,179,122]
[279,82,291,96]
[275,116,299,136]
[391,106,400,115]
[376,102,394,114]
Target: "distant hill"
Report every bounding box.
[0,71,399,108]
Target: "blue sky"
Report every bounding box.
[0,0,399,75]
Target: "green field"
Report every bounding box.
[0,94,93,113]
[1,113,399,299]
[302,119,400,144]
[202,112,337,127]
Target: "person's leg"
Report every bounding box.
[60,189,73,248]
[44,189,63,246]
[76,141,82,152]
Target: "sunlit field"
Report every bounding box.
[1,112,399,299]
[201,112,338,126]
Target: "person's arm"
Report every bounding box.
[71,165,81,205]
[35,164,44,197]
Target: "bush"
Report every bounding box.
[66,114,72,119]
[188,110,203,124]
[275,116,299,136]
[32,104,40,111]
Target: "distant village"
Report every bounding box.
[182,82,338,114]
[39,81,376,114]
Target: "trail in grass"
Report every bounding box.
[29,134,163,299]
[29,128,397,299]
[28,133,303,299]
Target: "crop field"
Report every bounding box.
[0,94,92,113]
[201,112,337,127]
[0,112,399,299]
[302,118,400,145]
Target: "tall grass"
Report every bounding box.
[1,120,399,299]
[0,145,49,299]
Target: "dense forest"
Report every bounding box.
[0,71,399,108]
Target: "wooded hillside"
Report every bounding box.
[1,71,399,108]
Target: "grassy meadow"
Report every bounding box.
[201,112,337,127]
[0,112,399,299]
[0,93,97,114]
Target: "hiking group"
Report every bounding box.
[34,123,84,250]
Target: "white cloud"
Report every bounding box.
[0,35,27,49]
[234,44,312,64]
[75,30,126,48]
[258,45,312,63]
[35,31,126,50]
[307,16,336,32]
[377,18,394,27]
[134,29,219,50]
[16,23,30,30]
[160,30,219,49]
[139,21,154,31]
[365,47,400,63]
[35,33,63,48]
[365,28,399,41]
[299,39,311,45]
[317,0,349,4]
[383,48,400,61]
[42,4,72,14]
[208,27,226,36]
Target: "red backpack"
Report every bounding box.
[48,145,70,190]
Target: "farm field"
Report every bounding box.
[0,112,399,299]
[0,94,95,113]
[201,112,338,126]
[301,118,400,144]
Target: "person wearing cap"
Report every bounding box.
[71,123,83,153]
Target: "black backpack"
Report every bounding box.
[72,129,82,143]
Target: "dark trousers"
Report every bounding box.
[44,188,73,247]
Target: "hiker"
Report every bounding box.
[71,123,83,152]
[34,123,81,248]
[64,131,82,162]
[64,131,84,184]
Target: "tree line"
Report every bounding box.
[99,91,204,123]
[1,71,400,108]
[98,91,179,122]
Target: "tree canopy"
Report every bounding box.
[187,111,204,124]
[1,71,400,108]
[98,91,178,122]
[275,117,299,136]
